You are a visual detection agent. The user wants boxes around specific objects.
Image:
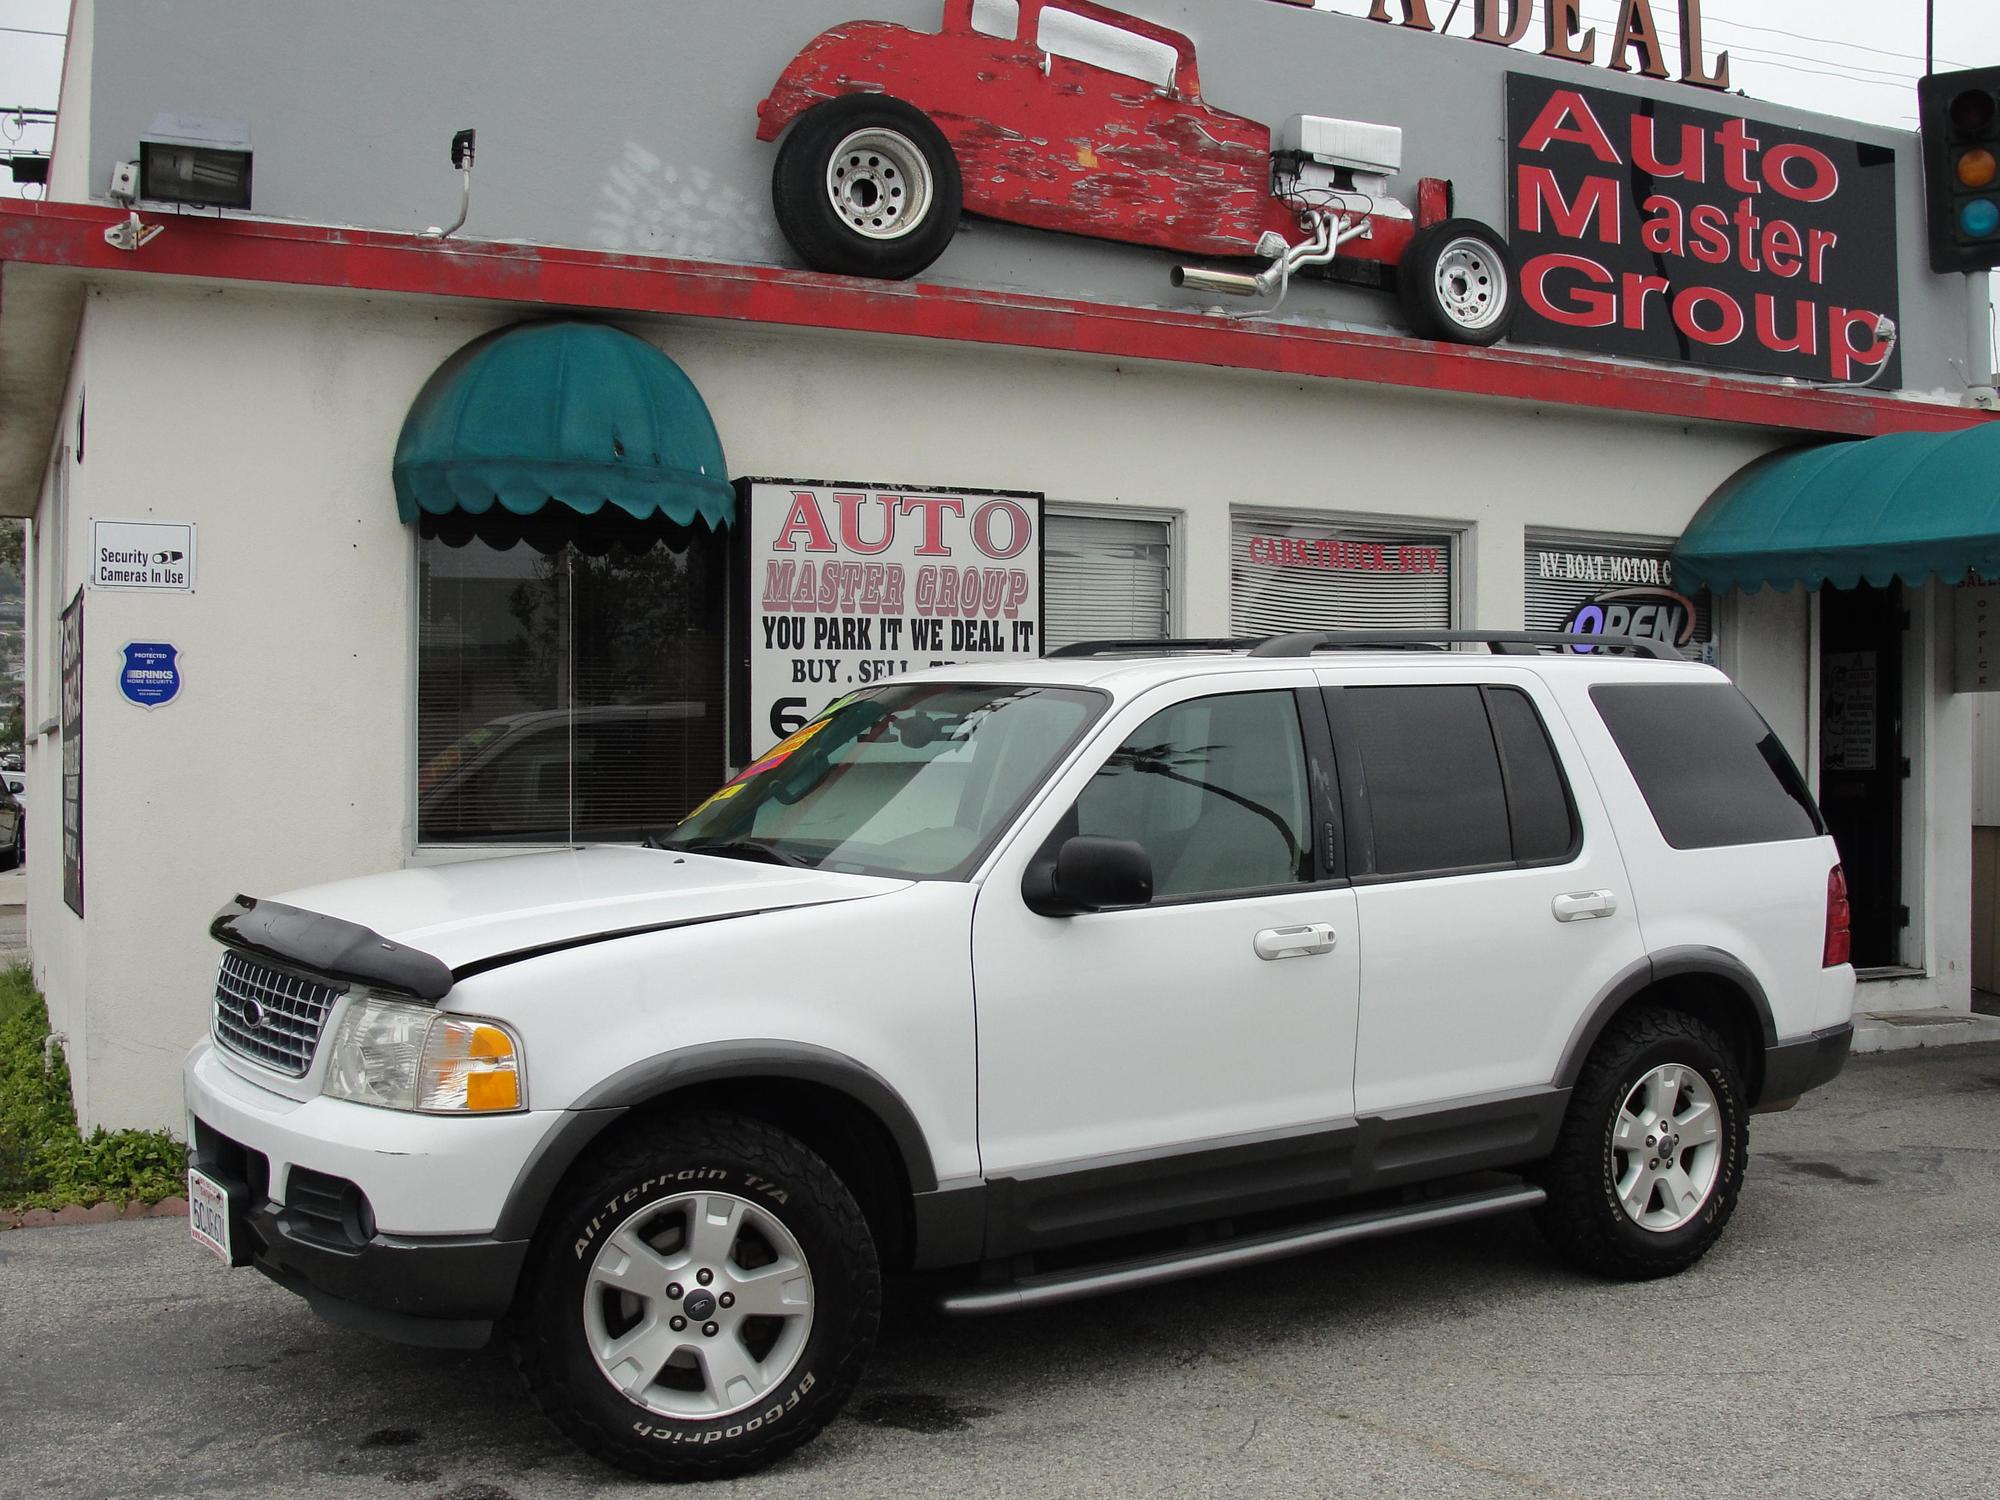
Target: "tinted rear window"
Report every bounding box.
[1591,682,1824,849]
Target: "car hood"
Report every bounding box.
[268,846,911,972]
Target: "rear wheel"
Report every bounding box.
[1397,218,1515,346]
[511,1115,880,1481]
[1534,1008,1748,1280]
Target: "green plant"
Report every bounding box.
[0,965,186,1212]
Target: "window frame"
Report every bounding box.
[1321,680,1582,884]
[1228,506,1468,640]
[407,511,733,855]
[1042,502,1181,650]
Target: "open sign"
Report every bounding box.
[1562,587,1696,652]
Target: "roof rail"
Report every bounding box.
[1247,629,1680,660]
[1045,631,1682,661]
[1046,637,1265,658]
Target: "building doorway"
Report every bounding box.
[1819,583,1906,968]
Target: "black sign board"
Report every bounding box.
[1506,74,1901,386]
[60,586,83,917]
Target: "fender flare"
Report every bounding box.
[1554,947,1779,1094]
[493,1040,938,1241]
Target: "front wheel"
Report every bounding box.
[1533,1007,1748,1280]
[771,94,963,280]
[1397,218,1516,346]
[510,1115,881,1482]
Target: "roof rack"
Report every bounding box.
[1046,637,1265,658]
[1049,630,1681,661]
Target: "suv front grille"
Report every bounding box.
[212,951,341,1077]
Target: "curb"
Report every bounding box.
[0,1196,189,1231]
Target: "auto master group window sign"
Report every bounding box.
[746,481,1042,757]
[1507,74,1900,385]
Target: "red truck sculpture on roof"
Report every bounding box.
[755,0,1517,345]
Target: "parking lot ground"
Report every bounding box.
[4,1043,1999,1500]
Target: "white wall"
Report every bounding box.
[34,283,447,1129]
[31,283,1825,1130]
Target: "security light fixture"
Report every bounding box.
[137,113,252,210]
[421,128,477,240]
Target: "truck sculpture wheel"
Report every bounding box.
[755,0,1519,346]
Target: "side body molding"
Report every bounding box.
[1553,947,1780,1099]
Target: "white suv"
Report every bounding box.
[183,631,1855,1481]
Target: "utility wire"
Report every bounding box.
[0,25,65,37]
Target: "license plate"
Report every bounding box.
[187,1167,233,1263]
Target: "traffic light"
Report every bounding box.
[1918,67,2000,274]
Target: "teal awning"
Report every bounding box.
[1676,421,2000,594]
[392,321,733,529]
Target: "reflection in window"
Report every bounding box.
[1076,692,1311,898]
[417,510,727,844]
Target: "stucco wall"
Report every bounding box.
[30,277,1831,1129]
[70,0,1974,393]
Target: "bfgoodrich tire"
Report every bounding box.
[1533,1007,1748,1280]
[771,94,962,280]
[510,1114,881,1481]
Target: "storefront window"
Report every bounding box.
[416,511,728,844]
[1044,511,1173,649]
[1523,530,1712,661]
[1230,513,1455,636]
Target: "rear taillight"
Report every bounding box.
[1823,864,1852,967]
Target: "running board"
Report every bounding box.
[938,1182,1546,1316]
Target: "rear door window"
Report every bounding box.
[1337,683,1579,877]
[1591,682,1823,848]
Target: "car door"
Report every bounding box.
[1321,667,1647,1116]
[971,673,1361,1254]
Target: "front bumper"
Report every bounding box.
[185,1039,555,1343]
[1757,1021,1854,1108]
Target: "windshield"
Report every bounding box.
[666,683,1104,878]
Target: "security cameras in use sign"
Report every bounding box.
[90,519,197,591]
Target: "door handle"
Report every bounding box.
[1552,890,1618,922]
[1254,923,1339,960]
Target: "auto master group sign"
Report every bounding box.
[746,480,1042,757]
[1507,74,1901,385]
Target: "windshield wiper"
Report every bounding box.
[666,838,814,868]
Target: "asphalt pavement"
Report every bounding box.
[3,1044,1998,1500]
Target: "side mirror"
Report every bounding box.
[1022,835,1153,916]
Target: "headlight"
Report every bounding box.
[322,996,524,1113]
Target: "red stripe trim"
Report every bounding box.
[3,199,1989,440]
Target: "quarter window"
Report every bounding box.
[1342,684,1578,877]
[1075,691,1313,899]
[1591,682,1823,849]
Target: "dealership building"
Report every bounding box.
[1,0,1996,1131]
